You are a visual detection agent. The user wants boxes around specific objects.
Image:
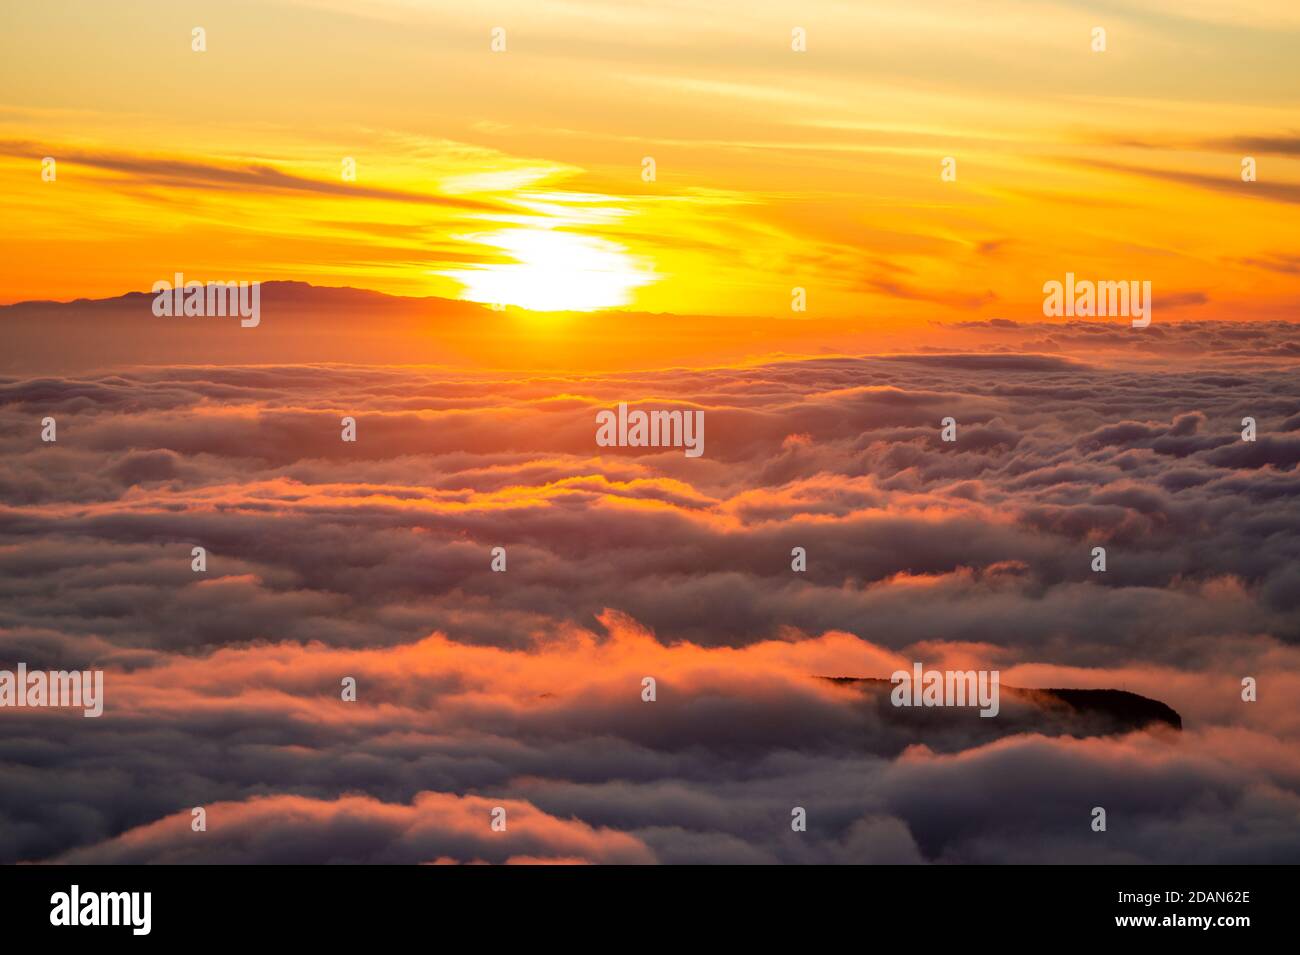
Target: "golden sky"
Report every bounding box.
[1,0,1298,321]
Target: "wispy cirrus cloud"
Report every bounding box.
[0,139,503,209]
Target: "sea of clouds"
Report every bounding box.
[1,320,1298,863]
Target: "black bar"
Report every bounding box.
[0,864,1283,942]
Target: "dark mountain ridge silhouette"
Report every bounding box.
[822,677,1180,751]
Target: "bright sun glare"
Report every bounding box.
[439,227,656,312]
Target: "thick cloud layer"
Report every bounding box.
[1,320,1297,863]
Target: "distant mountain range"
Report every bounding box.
[0,280,932,374]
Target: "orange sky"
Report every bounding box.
[1,0,1298,323]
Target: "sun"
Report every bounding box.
[438,226,657,312]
